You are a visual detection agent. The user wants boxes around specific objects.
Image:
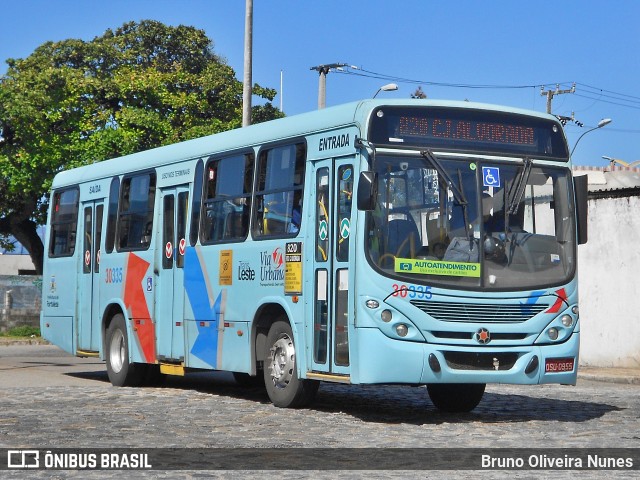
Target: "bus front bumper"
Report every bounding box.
[353,327,579,386]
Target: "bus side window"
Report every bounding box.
[48,187,80,257]
[190,160,204,246]
[117,172,156,251]
[253,143,305,238]
[105,176,120,253]
[336,165,353,261]
[201,153,254,244]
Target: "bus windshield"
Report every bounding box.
[365,153,576,290]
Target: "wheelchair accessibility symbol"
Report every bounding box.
[482,167,501,188]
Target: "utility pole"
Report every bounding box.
[242,0,253,127]
[540,83,575,114]
[280,70,284,113]
[310,63,347,109]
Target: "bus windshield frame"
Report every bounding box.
[364,151,577,292]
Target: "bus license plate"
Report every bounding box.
[545,358,574,373]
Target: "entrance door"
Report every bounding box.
[78,200,104,352]
[156,185,190,361]
[308,157,355,376]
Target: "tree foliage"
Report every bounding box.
[0,20,283,272]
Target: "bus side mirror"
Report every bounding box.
[357,171,378,211]
[574,175,588,245]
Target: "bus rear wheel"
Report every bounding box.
[427,383,486,413]
[105,313,145,387]
[263,319,319,408]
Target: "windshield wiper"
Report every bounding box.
[420,150,467,206]
[420,150,472,242]
[507,157,532,215]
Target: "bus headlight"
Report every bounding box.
[381,310,393,322]
[561,315,573,327]
[396,324,409,337]
[547,327,559,340]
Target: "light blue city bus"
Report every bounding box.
[41,99,588,411]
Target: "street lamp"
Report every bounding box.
[373,83,398,98]
[570,118,612,158]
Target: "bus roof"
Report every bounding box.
[51,99,561,189]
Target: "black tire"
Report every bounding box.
[105,313,145,387]
[263,319,319,408]
[427,383,486,413]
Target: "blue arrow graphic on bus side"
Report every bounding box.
[184,247,219,368]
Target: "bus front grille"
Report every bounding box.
[443,352,519,371]
[410,300,547,323]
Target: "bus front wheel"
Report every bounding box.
[427,383,486,413]
[263,319,319,408]
[105,313,145,387]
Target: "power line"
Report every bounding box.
[333,67,640,112]
[576,82,640,103]
[574,93,640,111]
[336,67,544,89]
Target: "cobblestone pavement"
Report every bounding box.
[1,346,638,479]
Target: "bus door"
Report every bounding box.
[309,157,355,376]
[78,200,104,352]
[156,185,190,361]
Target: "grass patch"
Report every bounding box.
[1,326,41,337]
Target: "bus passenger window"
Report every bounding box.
[201,153,254,244]
[190,160,204,246]
[316,169,330,262]
[105,176,120,254]
[176,191,188,268]
[49,187,80,257]
[336,165,353,261]
[253,143,306,238]
[83,207,92,273]
[117,172,156,251]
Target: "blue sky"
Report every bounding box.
[1,0,638,167]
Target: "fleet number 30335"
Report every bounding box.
[391,284,433,299]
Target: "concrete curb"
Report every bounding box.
[578,368,640,386]
[0,337,49,346]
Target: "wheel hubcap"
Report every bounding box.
[109,329,125,374]
[268,334,295,389]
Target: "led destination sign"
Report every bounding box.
[398,116,535,147]
[369,106,569,160]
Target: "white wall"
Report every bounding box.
[578,195,640,367]
[0,255,36,275]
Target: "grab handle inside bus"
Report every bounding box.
[357,171,378,211]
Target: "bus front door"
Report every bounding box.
[156,185,190,362]
[309,157,354,377]
[78,201,104,352]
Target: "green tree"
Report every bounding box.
[0,20,283,273]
